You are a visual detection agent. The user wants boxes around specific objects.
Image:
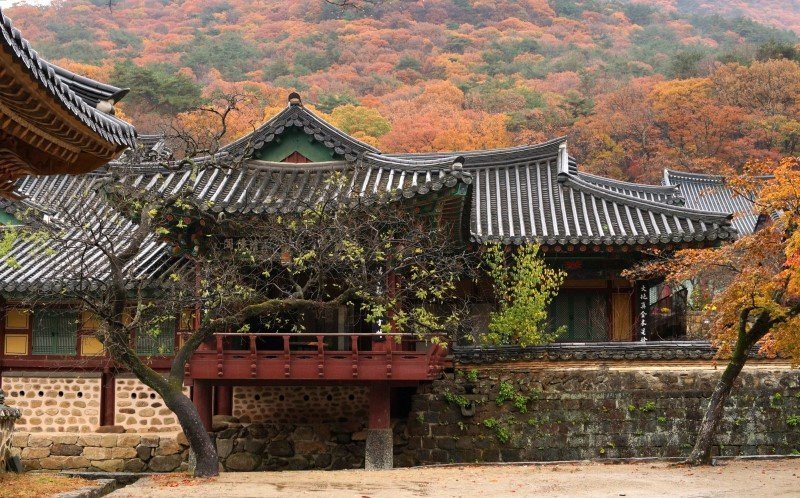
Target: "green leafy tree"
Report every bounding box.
[329,104,391,140]
[482,244,565,347]
[111,62,203,114]
[180,31,259,81]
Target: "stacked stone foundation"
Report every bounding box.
[11,432,190,472]
[6,364,800,472]
[401,365,800,464]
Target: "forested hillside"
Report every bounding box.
[5,0,800,181]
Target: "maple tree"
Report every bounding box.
[625,157,800,464]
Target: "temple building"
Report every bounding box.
[0,93,747,469]
[0,8,136,198]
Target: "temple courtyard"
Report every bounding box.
[108,459,800,497]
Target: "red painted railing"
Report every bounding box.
[187,333,448,382]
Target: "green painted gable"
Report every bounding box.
[252,128,341,162]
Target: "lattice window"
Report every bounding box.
[31,308,78,355]
[135,312,176,356]
[550,292,608,342]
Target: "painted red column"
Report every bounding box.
[100,372,115,426]
[368,382,391,430]
[214,385,233,416]
[193,381,213,430]
[365,381,392,470]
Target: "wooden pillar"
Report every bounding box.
[193,381,213,430]
[368,382,391,430]
[365,382,392,470]
[214,385,233,416]
[100,372,115,426]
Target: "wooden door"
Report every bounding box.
[611,292,633,342]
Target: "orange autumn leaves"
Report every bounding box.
[632,157,800,360]
[171,80,512,154]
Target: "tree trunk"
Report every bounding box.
[684,337,750,465]
[162,388,219,477]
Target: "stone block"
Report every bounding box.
[176,432,189,447]
[117,434,141,447]
[268,440,294,457]
[314,453,332,469]
[21,446,51,459]
[28,434,53,448]
[149,454,183,472]
[216,439,234,459]
[112,447,138,459]
[225,452,259,471]
[136,445,152,461]
[92,459,124,472]
[21,458,44,470]
[140,435,160,447]
[155,439,182,456]
[82,447,112,460]
[295,440,327,454]
[123,458,147,472]
[52,435,79,445]
[39,456,91,470]
[78,434,102,447]
[51,444,83,456]
[100,434,119,448]
[243,439,266,454]
[11,433,29,448]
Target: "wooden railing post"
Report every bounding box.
[283,335,290,378]
[249,334,257,378]
[317,335,324,378]
[351,335,359,378]
[215,334,224,378]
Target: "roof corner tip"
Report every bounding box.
[451,155,465,171]
[288,92,302,107]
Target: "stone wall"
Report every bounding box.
[115,376,183,432]
[401,365,800,464]
[232,386,368,424]
[211,415,412,471]
[10,432,189,473]
[3,374,101,432]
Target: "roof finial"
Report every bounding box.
[288,92,302,107]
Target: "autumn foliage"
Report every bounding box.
[3,0,799,180]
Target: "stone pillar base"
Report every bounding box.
[364,428,393,470]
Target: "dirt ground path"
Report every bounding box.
[109,459,800,498]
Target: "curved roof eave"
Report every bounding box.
[0,8,136,148]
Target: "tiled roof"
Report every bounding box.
[453,341,770,364]
[121,153,471,215]
[0,174,184,293]
[393,141,734,246]
[1,154,471,292]
[576,170,683,205]
[0,8,136,148]
[663,169,767,236]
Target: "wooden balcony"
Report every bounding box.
[187,333,448,382]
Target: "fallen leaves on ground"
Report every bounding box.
[0,472,93,498]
